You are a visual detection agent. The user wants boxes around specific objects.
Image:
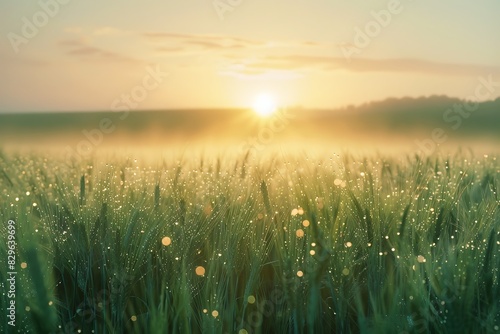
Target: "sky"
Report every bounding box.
[1,0,500,112]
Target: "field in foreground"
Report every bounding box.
[1,149,499,333]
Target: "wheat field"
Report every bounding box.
[0,149,499,333]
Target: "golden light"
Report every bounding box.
[252,93,277,117]
[161,236,172,246]
[195,266,206,276]
[296,229,305,238]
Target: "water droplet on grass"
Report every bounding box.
[417,255,426,263]
[161,237,172,246]
[196,266,206,276]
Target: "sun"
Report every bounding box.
[252,93,277,117]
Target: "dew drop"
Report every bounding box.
[161,237,172,246]
[196,266,206,276]
[417,255,426,263]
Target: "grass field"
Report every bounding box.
[1,149,499,333]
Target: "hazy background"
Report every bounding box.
[1,1,500,111]
[1,96,499,156]
[1,1,499,154]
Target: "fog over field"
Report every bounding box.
[2,96,500,155]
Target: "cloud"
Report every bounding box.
[58,28,499,77]
[142,32,499,77]
[144,32,276,55]
[146,32,330,61]
[218,60,303,80]
[333,57,500,76]
[185,39,228,49]
[229,55,500,76]
[143,32,266,46]
[58,37,138,63]
[156,46,186,52]
[220,68,303,80]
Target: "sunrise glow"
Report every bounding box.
[252,94,277,117]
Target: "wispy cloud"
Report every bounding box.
[58,37,139,63]
[58,27,500,77]
[143,32,266,45]
[331,57,500,76]
[227,55,500,77]
[218,58,304,80]
[143,32,269,54]
[143,31,329,56]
